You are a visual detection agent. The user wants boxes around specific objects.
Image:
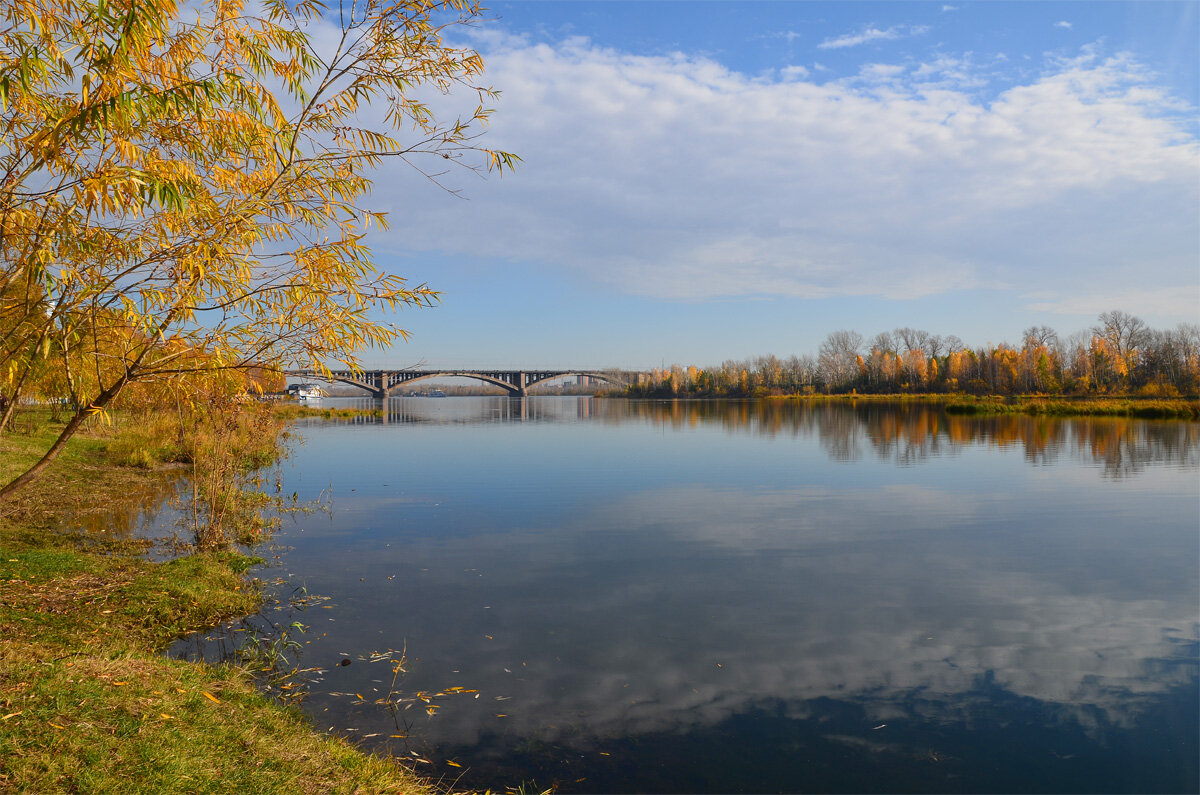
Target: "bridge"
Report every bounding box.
[283,368,640,399]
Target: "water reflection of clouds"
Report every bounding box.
[350,481,1196,751]
[284,399,1198,766]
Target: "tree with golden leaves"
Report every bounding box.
[0,0,516,496]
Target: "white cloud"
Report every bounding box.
[818,24,928,50]
[1055,20,1074,29]
[372,37,1199,307]
[1024,286,1200,317]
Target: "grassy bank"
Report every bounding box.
[941,395,1199,419]
[0,409,437,794]
[271,404,384,421]
[769,392,1199,419]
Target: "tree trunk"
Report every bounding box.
[0,378,127,499]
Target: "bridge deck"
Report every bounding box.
[283,368,642,397]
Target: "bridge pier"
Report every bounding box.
[372,371,392,401]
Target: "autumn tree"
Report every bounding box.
[817,330,863,391]
[0,0,516,496]
[1022,325,1060,351]
[1093,310,1149,388]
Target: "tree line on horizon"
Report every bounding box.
[626,310,1200,398]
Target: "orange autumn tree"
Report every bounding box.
[0,0,516,496]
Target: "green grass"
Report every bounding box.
[0,410,441,795]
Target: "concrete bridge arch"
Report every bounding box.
[284,368,636,399]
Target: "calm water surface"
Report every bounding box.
[183,397,1199,793]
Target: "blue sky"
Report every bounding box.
[352,1,1199,370]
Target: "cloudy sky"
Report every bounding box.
[356,1,1198,370]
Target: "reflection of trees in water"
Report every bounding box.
[68,470,182,540]
[601,399,1199,474]
[312,396,1198,475]
[1069,418,1200,478]
[855,404,956,466]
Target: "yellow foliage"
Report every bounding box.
[0,0,517,495]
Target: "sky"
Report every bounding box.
[351,1,1199,370]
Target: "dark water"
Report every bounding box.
[179,397,1199,793]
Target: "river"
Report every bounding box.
[174,396,1199,793]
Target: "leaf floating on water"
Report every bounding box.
[446,760,462,768]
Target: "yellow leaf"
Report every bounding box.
[202,691,220,703]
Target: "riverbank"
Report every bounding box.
[769,393,1199,419]
[0,410,437,794]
